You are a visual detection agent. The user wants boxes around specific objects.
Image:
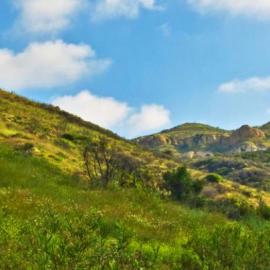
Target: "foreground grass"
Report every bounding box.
[1,143,270,269]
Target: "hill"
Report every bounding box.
[1,89,270,268]
[0,89,177,188]
[135,123,269,156]
[135,122,270,190]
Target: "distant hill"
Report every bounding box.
[135,122,269,157]
[135,122,270,191]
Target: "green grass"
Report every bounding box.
[0,143,225,242]
[1,143,270,269]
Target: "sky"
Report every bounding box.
[1,0,270,138]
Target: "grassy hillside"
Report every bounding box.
[1,89,269,209]
[2,89,270,268]
[161,123,228,137]
[2,140,270,269]
[0,89,176,187]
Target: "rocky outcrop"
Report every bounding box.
[229,125,265,145]
[136,134,170,147]
[182,151,214,160]
[180,134,226,148]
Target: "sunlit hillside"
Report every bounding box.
[1,89,270,268]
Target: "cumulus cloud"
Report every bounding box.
[91,0,160,21]
[0,40,111,91]
[53,90,130,129]
[12,0,160,33]
[52,90,171,136]
[14,0,83,34]
[218,76,270,93]
[188,0,270,19]
[127,104,171,135]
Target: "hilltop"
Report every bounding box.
[135,122,269,156]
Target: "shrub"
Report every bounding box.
[163,166,203,200]
[218,197,254,219]
[61,133,76,142]
[257,199,270,220]
[186,224,270,269]
[204,173,223,183]
[16,143,34,154]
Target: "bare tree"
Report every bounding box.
[84,138,117,186]
[83,138,144,187]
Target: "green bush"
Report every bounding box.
[218,197,254,219]
[163,166,203,200]
[185,224,270,270]
[16,143,34,154]
[257,199,270,220]
[61,133,76,142]
[204,173,223,183]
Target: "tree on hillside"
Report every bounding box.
[84,138,115,186]
[163,166,203,200]
[83,138,143,187]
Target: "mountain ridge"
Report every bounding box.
[135,122,269,156]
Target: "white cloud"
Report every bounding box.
[127,104,171,135]
[91,0,160,21]
[218,76,270,93]
[15,0,84,34]
[0,40,111,91]
[188,0,270,19]
[53,90,130,129]
[13,0,160,33]
[52,90,171,136]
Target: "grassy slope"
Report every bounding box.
[2,89,270,268]
[1,89,269,209]
[0,143,225,268]
[0,89,176,184]
[1,142,270,269]
[161,123,229,136]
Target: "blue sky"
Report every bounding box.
[1,0,270,138]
